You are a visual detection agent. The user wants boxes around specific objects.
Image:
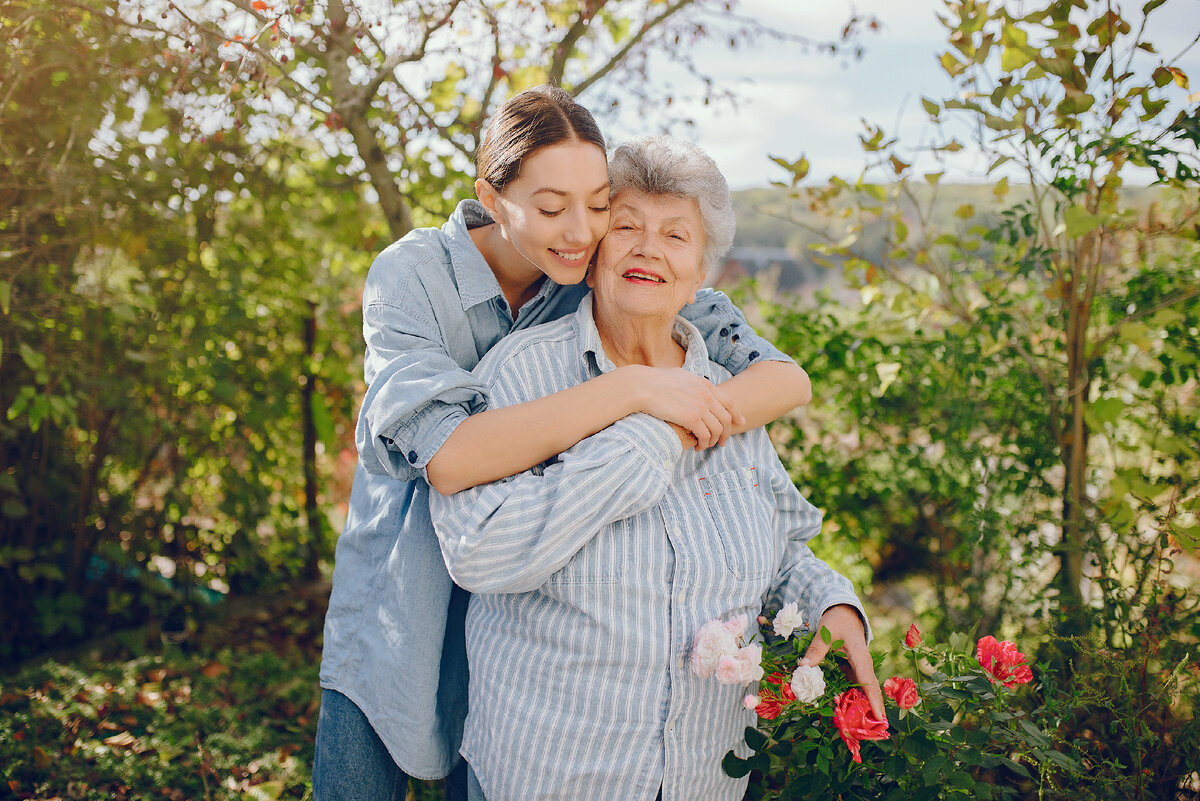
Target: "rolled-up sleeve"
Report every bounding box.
[356,256,488,481]
[679,288,793,375]
[431,413,682,594]
[762,460,872,643]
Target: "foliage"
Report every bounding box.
[736,0,1200,796]
[709,616,1075,801]
[760,0,1199,635]
[125,0,868,238]
[0,0,376,665]
[0,586,324,801]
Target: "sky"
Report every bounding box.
[607,0,1200,189]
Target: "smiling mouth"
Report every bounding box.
[622,270,665,283]
[550,248,587,262]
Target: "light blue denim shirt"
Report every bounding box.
[319,200,794,780]
[429,295,867,801]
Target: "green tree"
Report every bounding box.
[769,0,1198,638]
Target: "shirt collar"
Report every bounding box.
[443,199,504,311]
[574,291,712,379]
[443,198,558,313]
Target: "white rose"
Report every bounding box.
[789,664,826,704]
[772,602,805,639]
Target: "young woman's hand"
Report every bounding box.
[627,365,745,450]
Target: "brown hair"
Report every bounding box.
[476,85,606,193]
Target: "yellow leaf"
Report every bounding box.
[875,362,901,396]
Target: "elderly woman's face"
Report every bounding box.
[588,189,707,321]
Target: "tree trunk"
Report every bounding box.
[301,301,323,580]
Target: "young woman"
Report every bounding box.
[312,86,812,801]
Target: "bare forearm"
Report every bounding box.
[426,370,640,495]
[725,360,812,434]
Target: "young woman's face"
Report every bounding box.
[485,140,611,285]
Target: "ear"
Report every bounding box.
[475,178,506,224]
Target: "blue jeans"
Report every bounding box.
[313,689,467,801]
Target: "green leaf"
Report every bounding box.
[0,280,10,315]
[722,750,752,778]
[921,97,940,117]
[1088,397,1124,426]
[429,63,467,112]
[1063,204,1103,237]
[744,726,767,751]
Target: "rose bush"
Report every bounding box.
[696,614,1084,800]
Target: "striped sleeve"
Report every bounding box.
[430,413,682,593]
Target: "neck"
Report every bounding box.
[469,223,545,315]
[592,297,685,368]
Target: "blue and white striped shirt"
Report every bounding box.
[430,293,866,801]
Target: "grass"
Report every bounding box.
[0,582,446,801]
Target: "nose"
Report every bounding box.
[633,227,664,259]
[563,206,590,246]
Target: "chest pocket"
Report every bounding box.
[699,466,776,582]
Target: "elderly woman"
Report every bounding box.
[430,136,880,801]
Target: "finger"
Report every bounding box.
[702,409,728,449]
[686,417,710,453]
[798,631,830,667]
[847,649,886,720]
[708,404,734,448]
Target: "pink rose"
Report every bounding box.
[883,676,919,709]
[691,619,739,678]
[903,623,922,648]
[833,688,889,763]
[723,614,749,639]
[744,694,761,711]
[734,643,764,684]
[715,655,742,684]
[976,635,1033,688]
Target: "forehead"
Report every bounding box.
[611,190,703,227]
[514,140,609,190]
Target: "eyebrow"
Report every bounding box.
[532,183,612,198]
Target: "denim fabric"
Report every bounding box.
[313,690,468,801]
[319,200,795,780]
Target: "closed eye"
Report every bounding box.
[539,209,565,217]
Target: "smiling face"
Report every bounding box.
[480,139,611,286]
[588,189,708,326]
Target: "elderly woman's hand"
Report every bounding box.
[797,604,885,721]
[628,365,745,450]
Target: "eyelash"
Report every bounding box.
[539,205,610,218]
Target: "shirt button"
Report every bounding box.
[719,327,729,336]
[749,350,760,361]
[407,450,418,464]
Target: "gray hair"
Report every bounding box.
[607,136,735,277]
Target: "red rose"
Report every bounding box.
[833,688,889,763]
[976,635,1034,688]
[755,673,797,719]
[903,623,922,648]
[883,676,919,709]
